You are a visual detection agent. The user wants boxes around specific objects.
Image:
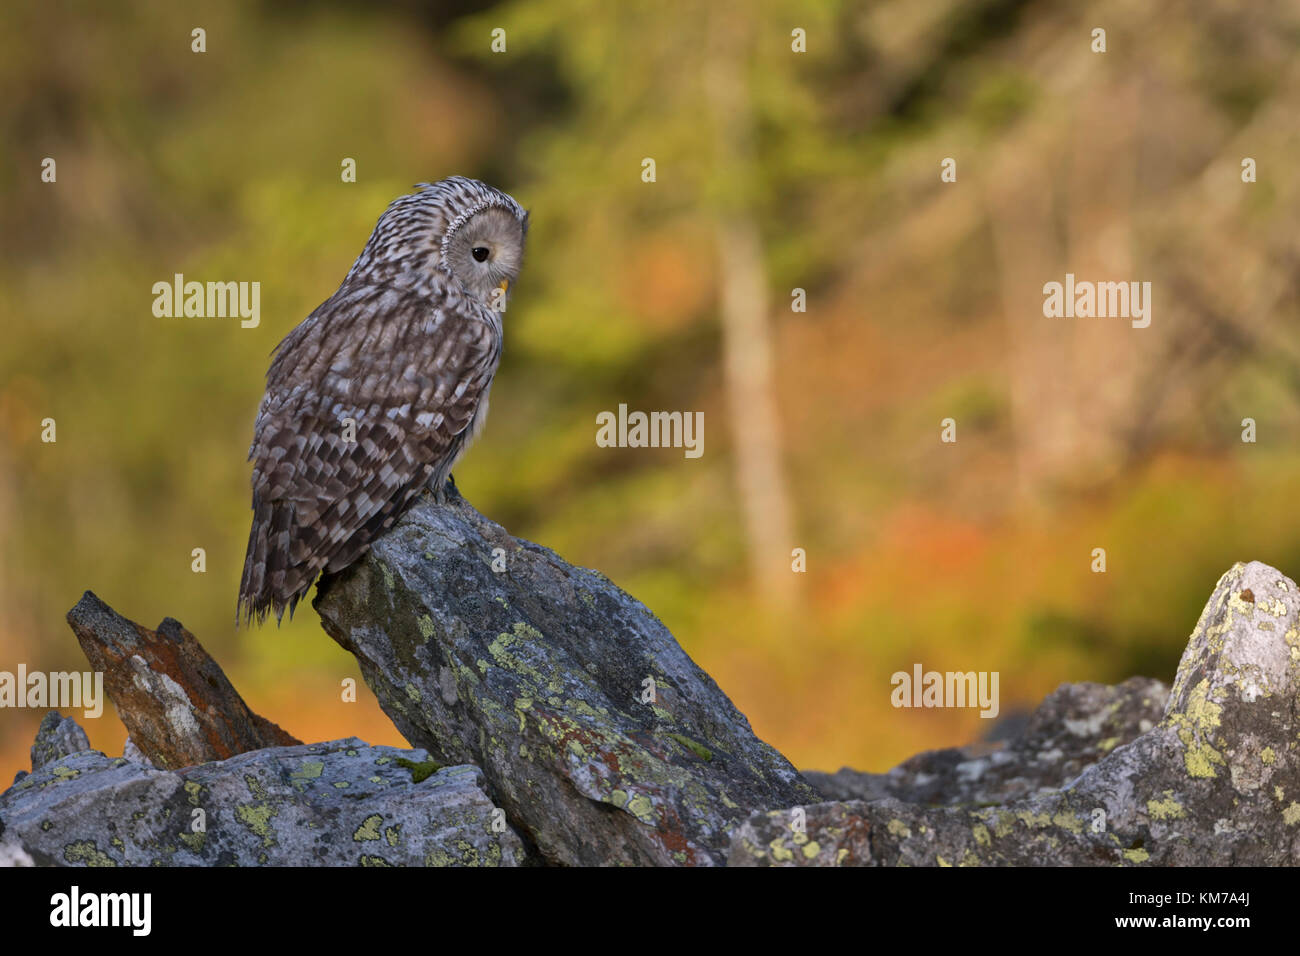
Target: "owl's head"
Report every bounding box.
[349,177,529,310]
[440,200,528,308]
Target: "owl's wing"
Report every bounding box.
[238,282,501,625]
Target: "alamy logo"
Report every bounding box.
[152,273,261,328]
[595,404,703,459]
[891,664,1000,718]
[50,886,151,936]
[0,666,103,719]
[1042,273,1151,328]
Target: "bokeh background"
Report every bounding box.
[4,0,1300,786]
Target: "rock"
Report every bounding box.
[731,561,1300,865]
[0,837,34,868]
[807,677,1168,805]
[728,801,873,867]
[30,711,92,772]
[66,592,300,769]
[121,736,154,767]
[314,484,820,866]
[1,728,527,867]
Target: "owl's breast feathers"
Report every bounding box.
[238,282,501,626]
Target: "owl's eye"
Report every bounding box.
[471,246,490,263]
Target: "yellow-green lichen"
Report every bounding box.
[235,803,278,846]
[291,761,325,781]
[1052,811,1085,834]
[625,794,655,825]
[512,622,543,641]
[1146,795,1186,821]
[354,814,384,841]
[768,837,794,863]
[1170,679,1225,779]
[63,841,116,866]
[567,698,607,719]
[1261,597,1287,617]
[425,847,456,867]
[486,631,547,686]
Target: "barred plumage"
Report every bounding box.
[238,177,528,625]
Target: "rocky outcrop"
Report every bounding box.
[732,561,1300,866]
[312,485,820,866]
[3,482,1298,866]
[1,730,525,867]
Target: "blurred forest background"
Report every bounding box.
[3,0,1300,785]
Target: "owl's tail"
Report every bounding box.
[237,494,311,627]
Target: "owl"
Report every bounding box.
[238,177,528,626]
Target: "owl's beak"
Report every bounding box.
[497,279,510,294]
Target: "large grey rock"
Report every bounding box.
[313,484,820,866]
[1,732,526,866]
[731,561,1300,865]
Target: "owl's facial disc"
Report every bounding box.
[443,205,526,309]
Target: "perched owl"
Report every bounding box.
[238,177,528,626]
